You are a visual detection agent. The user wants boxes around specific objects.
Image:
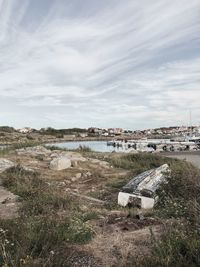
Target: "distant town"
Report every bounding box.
[0,125,200,145]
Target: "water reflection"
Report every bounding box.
[47,141,126,153]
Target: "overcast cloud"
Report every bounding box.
[0,0,200,129]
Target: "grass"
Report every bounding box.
[76,145,92,152]
[108,153,176,173]
[0,141,41,156]
[138,159,200,267]
[89,153,200,266]
[1,151,200,266]
[44,144,68,151]
[0,166,94,266]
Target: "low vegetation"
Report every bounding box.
[0,142,41,156]
[0,150,200,266]
[90,153,200,266]
[0,166,94,266]
[77,145,92,152]
[142,160,200,267]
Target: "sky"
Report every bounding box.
[0,0,200,130]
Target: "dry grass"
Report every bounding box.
[85,225,161,267]
[1,148,200,266]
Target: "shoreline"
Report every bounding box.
[0,136,112,146]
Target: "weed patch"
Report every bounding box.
[0,166,94,266]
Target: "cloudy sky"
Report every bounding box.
[0,0,199,129]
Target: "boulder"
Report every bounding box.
[75,173,82,179]
[50,157,71,171]
[0,187,18,203]
[0,159,15,174]
[71,177,77,182]
[89,158,110,168]
[61,151,87,162]
[0,186,19,219]
[17,146,51,156]
[71,160,78,167]
[71,173,82,182]
[85,171,92,177]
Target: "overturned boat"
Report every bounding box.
[118,164,170,209]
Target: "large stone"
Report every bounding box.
[17,146,51,156]
[61,152,87,162]
[0,159,15,174]
[75,173,82,179]
[50,157,71,170]
[0,187,19,219]
[0,187,18,203]
[89,158,110,168]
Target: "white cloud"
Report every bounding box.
[0,0,199,129]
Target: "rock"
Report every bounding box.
[136,211,145,220]
[0,187,18,203]
[71,177,77,182]
[61,152,87,162]
[22,166,34,172]
[50,157,71,170]
[71,173,82,182]
[0,186,19,219]
[86,171,92,177]
[57,181,66,187]
[125,149,138,154]
[0,159,15,173]
[17,146,51,156]
[89,158,110,168]
[65,188,70,192]
[71,160,78,167]
[75,173,82,179]
[64,180,71,185]
[73,189,79,193]
[89,158,100,164]
[50,153,59,158]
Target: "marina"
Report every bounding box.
[107,137,200,152]
[47,136,200,153]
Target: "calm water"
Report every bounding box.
[47,141,126,153]
[0,145,8,150]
